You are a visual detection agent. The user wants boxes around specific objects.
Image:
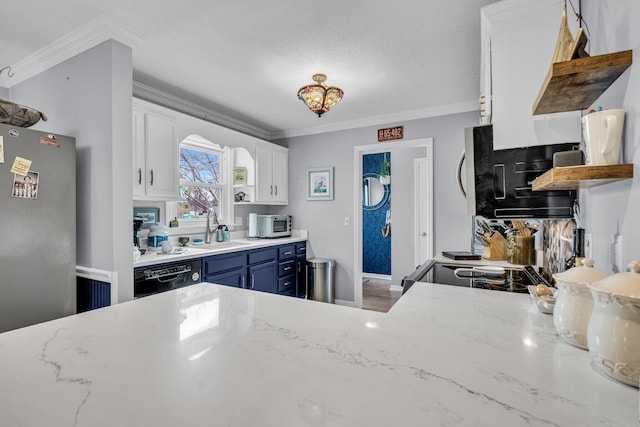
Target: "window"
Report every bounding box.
[171,135,231,225]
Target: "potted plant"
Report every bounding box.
[379,154,391,185]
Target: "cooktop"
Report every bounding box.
[401,260,549,295]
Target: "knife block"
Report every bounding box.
[482,232,507,260]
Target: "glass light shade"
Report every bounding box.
[297,74,343,117]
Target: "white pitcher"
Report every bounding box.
[581,109,625,165]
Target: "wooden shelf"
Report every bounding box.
[532,164,633,191]
[533,50,632,115]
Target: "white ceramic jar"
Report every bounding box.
[552,258,607,350]
[148,224,169,251]
[587,261,640,388]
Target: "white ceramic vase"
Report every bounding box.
[552,259,607,350]
[587,261,640,388]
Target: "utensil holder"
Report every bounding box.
[482,232,507,260]
[507,235,535,265]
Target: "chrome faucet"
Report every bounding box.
[205,209,218,244]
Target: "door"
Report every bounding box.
[255,145,273,202]
[414,157,432,266]
[207,268,245,288]
[144,112,178,198]
[132,108,146,198]
[271,149,288,203]
[248,261,277,293]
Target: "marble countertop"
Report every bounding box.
[0,282,636,426]
[134,235,307,268]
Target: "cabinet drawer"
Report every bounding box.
[278,259,295,277]
[277,274,295,295]
[248,247,277,265]
[204,253,244,275]
[296,243,306,255]
[278,245,296,260]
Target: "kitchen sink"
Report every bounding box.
[200,241,252,250]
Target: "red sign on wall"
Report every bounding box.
[377,126,403,142]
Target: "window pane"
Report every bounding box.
[180,148,221,185]
[178,186,222,219]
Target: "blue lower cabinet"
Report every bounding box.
[248,261,277,293]
[201,241,306,297]
[295,242,307,298]
[296,254,307,298]
[206,268,245,288]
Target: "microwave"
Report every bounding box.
[257,215,292,238]
[463,125,578,219]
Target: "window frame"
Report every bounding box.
[165,135,232,229]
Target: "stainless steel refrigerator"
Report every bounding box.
[0,123,76,333]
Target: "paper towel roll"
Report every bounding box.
[248,213,258,238]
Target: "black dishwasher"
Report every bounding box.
[134,259,202,298]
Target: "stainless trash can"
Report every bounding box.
[307,258,336,303]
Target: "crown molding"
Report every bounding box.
[132,81,272,141]
[0,16,142,88]
[482,0,561,22]
[271,100,478,140]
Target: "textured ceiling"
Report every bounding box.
[1,0,501,139]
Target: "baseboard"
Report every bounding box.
[362,273,391,281]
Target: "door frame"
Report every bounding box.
[353,138,433,309]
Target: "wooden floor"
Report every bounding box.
[362,280,402,313]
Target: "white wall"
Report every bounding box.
[274,111,477,302]
[10,40,135,302]
[580,1,639,273]
[0,86,8,98]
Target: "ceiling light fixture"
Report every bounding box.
[297,74,344,118]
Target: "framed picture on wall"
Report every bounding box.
[134,207,160,228]
[306,167,334,200]
[233,166,247,185]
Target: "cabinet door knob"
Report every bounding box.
[274,185,277,196]
[150,169,154,186]
[421,232,427,236]
[251,274,255,289]
[241,276,245,289]
[137,168,142,185]
[270,185,273,196]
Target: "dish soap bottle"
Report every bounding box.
[216,225,225,242]
[223,225,230,242]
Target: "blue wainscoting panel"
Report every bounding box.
[77,277,111,312]
[362,153,391,275]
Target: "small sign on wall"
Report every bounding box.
[377,126,403,142]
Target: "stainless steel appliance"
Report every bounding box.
[257,214,292,238]
[401,260,549,295]
[460,124,579,219]
[134,259,202,298]
[0,123,76,333]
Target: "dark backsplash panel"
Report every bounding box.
[542,219,576,284]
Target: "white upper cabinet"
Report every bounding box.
[132,99,179,200]
[481,0,581,149]
[255,144,288,205]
